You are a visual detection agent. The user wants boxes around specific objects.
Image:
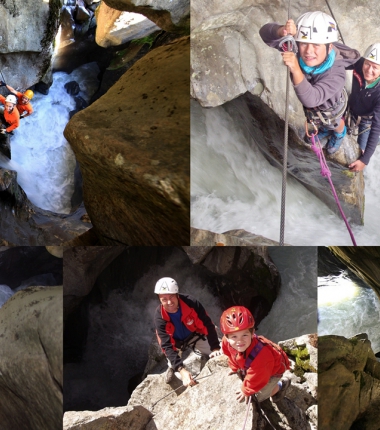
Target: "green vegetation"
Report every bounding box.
[131,34,156,48]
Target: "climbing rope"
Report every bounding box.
[241,395,252,430]
[308,128,357,246]
[325,0,345,44]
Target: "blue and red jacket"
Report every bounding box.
[154,294,220,370]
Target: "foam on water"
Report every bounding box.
[0,63,99,213]
[191,101,380,245]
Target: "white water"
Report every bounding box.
[191,100,380,245]
[318,272,380,354]
[0,63,99,213]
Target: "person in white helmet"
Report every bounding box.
[0,93,20,134]
[153,277,221,386]
[260,11,360,154]
[346,43,380,172]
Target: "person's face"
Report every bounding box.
[362,59,380,83]
[5,102,14,112]
[158,293,179,313]
[299,42,330,67]
[226,329,254,353]
[21,96,29,104]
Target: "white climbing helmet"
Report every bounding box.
[5,94,17,104]
[363,43,380,65]
[154,277,179,294]
[295,11,338,44]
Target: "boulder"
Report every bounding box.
[0,0,61,88]
[0,168,91,245]
[95,2,160,48]
[328,247,380,300]
[103,0,190,34]
[0,286,63,430]
[64,36,190,245]
[191,227,287,246]
[319,334,380,430]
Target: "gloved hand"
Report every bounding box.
[0,81,6,87]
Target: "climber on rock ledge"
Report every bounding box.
[1,81,34,119]
[153,277,222,387]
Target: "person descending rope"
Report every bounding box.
[260,11,360,154]
[220,306,291,404]
[0,93,20,135]
[0,81,34,119]
[346,43,380,172]
[153,277,221,387]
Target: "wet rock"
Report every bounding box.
[64,36,190,245]
[76,5,91,22]
[328,247,380,300]
[95,2,160,48]
[191,226,288,246]
[0,286,63,430]
[65,81,81,95]
[103,0,190,34]
[35,81,51,95]
[60,6,76,43]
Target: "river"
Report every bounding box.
[191,99,380,245]
[0,62,99,214]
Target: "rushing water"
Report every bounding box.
[0,62,99,214]
[318,251,380,355]
[191,99,380,245]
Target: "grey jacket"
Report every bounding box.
[259,23,360,112]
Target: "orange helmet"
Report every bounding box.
[220,306,255,334]
[23,89,34,100]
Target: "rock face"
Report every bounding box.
[0,169,91,245]
[190,0,377,226]
[64,36,190,245]
[0,0,61,88]
[0,286,63,430]
[103,0,190,34]
[64,334,317,430]
[319,334,380,430]
[328,247,380,300]
[95,2,160,48]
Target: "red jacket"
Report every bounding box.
[154,294,219,370]
[0,95,20,132]
[222,334,289,396]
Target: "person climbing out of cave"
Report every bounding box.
[345,43,380,172]
[259,11,360,154]
[221,306,291,404]
[153,277,222,387]
[0,81,34,119]
[0,93,20,135]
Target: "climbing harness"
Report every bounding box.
[176,332,207,355]
[304,88,348,127]
[346,110,372,137]
[306,127,357,245]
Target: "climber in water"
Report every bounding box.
[220,306,291,403]
[0,93,20,135]
[153,277,222,387]
[346,43,380,172]
[0,81,34,119]
[259,11,360,154]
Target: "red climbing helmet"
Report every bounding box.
[220,306,255,334]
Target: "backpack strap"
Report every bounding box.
[244,335,264,371]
